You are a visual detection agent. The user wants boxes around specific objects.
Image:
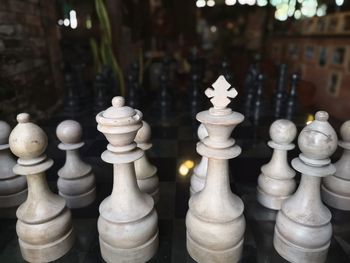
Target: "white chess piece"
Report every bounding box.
[257,119,297,210]
[96,97,159,263]
[322,120,350,210]
[0,121,27,209]
[273,111,338,263]
[56,120,96,208]
[190,124,208,196]
[186,76,245,263]
[134,120,159,203]
[9,113,75,262]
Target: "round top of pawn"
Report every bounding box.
[197,124,208,141]
[135,121,152,150]
[56,120,82,144]
[0,121,11,146]
[298,111,338,160]
[340,120,350,142]
[9,113,48,160]
[270,119,297,145]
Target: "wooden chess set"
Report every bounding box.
[0,58,350,263]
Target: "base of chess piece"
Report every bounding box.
[99,230,159,263]
[18,222,75,263]
[137,176,160,204]
[187,231,244,263]
[273,224,329,263]
[321,182,350,210]
[0,188,27,208]
[59,186,96,209]
[257,187,291,210]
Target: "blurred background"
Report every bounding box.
[1,0,350,123]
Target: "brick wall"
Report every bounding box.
[0,0,63,122]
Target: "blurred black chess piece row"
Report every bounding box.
[62,64,121,119]
[242,62,301,126]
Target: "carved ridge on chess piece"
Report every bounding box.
[9,113,75,262]
[273,111,337,263]
[96,97,159,263]
[186,75,245,263]
[322,120,350,210]
[257,119,297,210]
[56,120,96,208]
[0,121,27,210]
[135,120,160,203]
[190,124,208,196]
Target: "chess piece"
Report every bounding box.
[94,73,109,114]
[126,70,140,109]
[219,59,234,84]
[186,76,245,263]
[96,97,159,263]
[188,73,202,119]
[134,120,159,203]
[9,113,75,262]
[0,121,27,209]
[274,111,338,263]
[243,63,259,118]
[257,119,297,210]
[273,64,288,119]
[56,120,96,208]
[158,71,173,117]
[252,73,268,125]
[285,73,300,120]
[101,64,119,97]
[190,124,208,196]
[63,73,80,115]
[322,120,350,210]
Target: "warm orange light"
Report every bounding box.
[184,160,195,169]
[179,164,190,176]
[306,114,314,125]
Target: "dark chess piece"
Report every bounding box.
[243,63,259,118]
[252,74,268,126]
[93,73,109,114]
[219,59,234,84]
[188,48,205,79]
[188,72,202,119]
[125,70,140,109]
[273,64,288,119]
[101,65,119,97]
[72,63,90,109]
[285,73,300,120]
[62,73,80,116]
[158,71,172,113]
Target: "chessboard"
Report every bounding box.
[1,95,350,263]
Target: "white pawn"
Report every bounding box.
[56,120,96,208]
[322,120,350,210]
[134,121,159,203]
[0,121,27,209]
[186,76,245,263]
[274,111,338,263]
[257,119,297,210]
[190,124,208,196]
[96,97,158,263]
[9,113,75,262]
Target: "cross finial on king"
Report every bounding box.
[205,75,238,110]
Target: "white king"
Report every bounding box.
[186,76,246,263]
